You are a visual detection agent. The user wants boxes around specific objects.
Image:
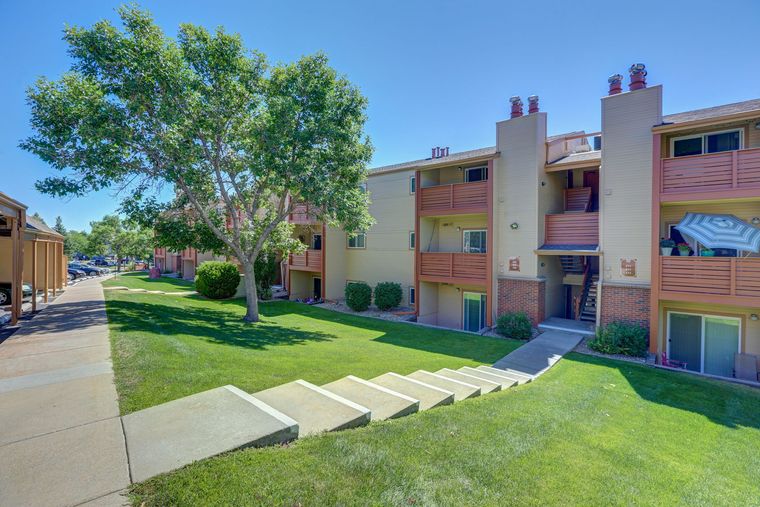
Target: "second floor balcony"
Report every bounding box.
[289,203,321,225]
[288,249,322,272]
[659,147,760,201]
[544,212,599,248]
[418,180,488,216]
[418,252,487,285]
[659,256,760,307]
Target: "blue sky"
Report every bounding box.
[2,0,759,231]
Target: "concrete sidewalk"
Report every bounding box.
[492,330,584,379]
[0,278,129,507]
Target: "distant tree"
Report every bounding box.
[86,215,151,270]
[30,212,47,225]
[21,6,373,322]
[64,230,89,257]
[53,216,66,235]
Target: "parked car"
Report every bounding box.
[0,282,33,306]
[69,263,101,276]
[68,268,87,279]
[67,272,74,283]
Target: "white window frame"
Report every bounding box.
[670,128,744,157]
[464,165,488,183]
[347,232,366,249]
[311,233,322,250]
[463,229,487,254]
[462,291,487,332]
[409,231,415,250]
[409,175,416,194]
[666,310,741,374]
[409,286,415,306]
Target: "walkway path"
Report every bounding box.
[0,278,129,507]
[492,329,584,379]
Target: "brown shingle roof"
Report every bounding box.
[370,146,498,175]
[26,215,64,239]
[662,98,760,125]
[546,150,601,167]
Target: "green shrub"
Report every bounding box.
[195,261,241,299]
[345,282,372,311]
[496,312,532,339]
[374,282,403,311]
[588,321,648,357]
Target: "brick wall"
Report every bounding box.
[497,277,545,326]
[600,283,650,329]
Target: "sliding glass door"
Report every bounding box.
[463,292,486,332]
[667,312,740,376]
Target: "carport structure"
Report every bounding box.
[0,192,66,325]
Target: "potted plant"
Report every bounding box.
[700,248,715,257]
[660,238,675,256]
[677,242,691,256]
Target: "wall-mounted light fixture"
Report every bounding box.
[751,314,759,321]
[510,222,519,230]
[541,181,546,187]
[751,217,760,225]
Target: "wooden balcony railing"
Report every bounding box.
[418,181,488,215]
[289,249,322,272]
[181,247,196,260]
[660,147,760,199]
[419,252,487,285]
[544,212,599,245]
[289,204,320,224]
[659,256,760,306]
[154,247,166,258]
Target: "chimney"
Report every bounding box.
[431,147,449,159]
[509,96,523,118]
[528,95,539,114]
[608,74,623,95]
[628,63,647,91]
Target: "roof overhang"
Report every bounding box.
[545,159,601,172]
[0,192,27,217]
[652,109,760,134]
[535,247,601,256]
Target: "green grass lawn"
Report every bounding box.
[103,272,195,292]
[103,291,519,414]
[130,353,760,506]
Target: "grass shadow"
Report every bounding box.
[563,352,760,430]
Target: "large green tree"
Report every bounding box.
[22,5,373,322]
[86,215,152,271]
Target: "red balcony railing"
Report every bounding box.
[418,181,488,215]
[181,247,196,260]
[419,252,487,284]
[659,256,760,306]
[289,204,320,224]
[660,147,760,198]
[544,212,599,245]
[289,249,322,272]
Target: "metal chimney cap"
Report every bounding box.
[528,95,539,101]
[509,96,522,104]
[608,74,623,83]
[629,63,647,75]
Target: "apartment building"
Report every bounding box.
[285,64,760,381]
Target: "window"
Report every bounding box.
[667,224,738,257]
[409,175,416,194]
[463,229,487,253]
[409,231,415,249]
[463,292,487,332]
[667,311,740,377]
[359,182,367,192]
[311,234,322,250]
[464,166,488,183]
[347,232,366,249]
[671,129,742,158]
[409,286,415,306]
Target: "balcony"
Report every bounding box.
[181,247,196,260]
[544,212,599,247]
[418,181,488,216]
[659,256,760,306]
[289,204,320,224]
[418,252,487,285]
[289,249,322,272]
[659,147,760,202]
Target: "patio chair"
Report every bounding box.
[661,352,687,369]
[733,353,760,382]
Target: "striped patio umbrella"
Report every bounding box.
[675,213,760,253]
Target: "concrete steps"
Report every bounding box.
[476,365,533,384]
[435,368,502,393]
[322,375,419,421]
[252,379,371,437]
[457,366,520,388]
[407,370,481,401]
[121,385,298,482]
[369,372,455,410]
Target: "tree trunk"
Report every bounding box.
[242,262,260,323]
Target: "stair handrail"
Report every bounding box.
[575,263,592,320]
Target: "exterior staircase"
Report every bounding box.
[579,274,599,322]
[559,255,585,273]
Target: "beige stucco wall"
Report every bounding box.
[342,168,416,306]
[323,225,346,300]
[289,270,313,300]
[419,215,487,253]
[495,112,547,280]
[600,85,662,286]
[417,281,485,329]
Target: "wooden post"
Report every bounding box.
[10,216,19,326]
[486,159,494,327]
[44,241,49,303]
[32,240,38,312]
[414,170,421,318]
[731,150,738,189]
[52,241,58,297]
[649,134,662,356]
